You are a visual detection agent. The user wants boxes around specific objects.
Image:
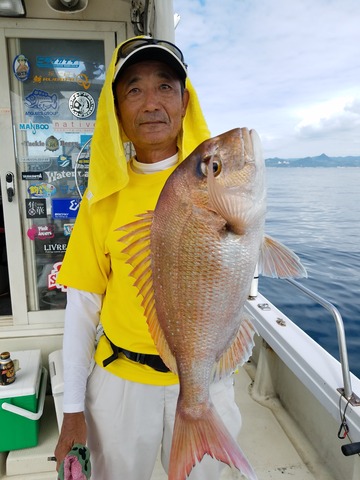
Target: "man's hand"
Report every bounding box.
[54,412,87,471]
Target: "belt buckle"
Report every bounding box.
[134,352,147,364]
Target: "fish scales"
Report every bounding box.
[118,127,307,480]
[150,130,262,389]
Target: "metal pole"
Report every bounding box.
[153,0,175,42]
[285,278,353,400]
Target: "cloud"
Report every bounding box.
[174,0,360,157]
[345,99,360,115]
[295,97,360,139]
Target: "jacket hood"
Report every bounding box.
[86,36,210,205]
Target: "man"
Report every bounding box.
[54,36,242,480]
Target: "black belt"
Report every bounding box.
[102,336,170,373]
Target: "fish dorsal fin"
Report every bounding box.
[259,234,308,279]
[213,317,257,382]
[117,212,178,374]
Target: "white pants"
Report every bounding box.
[85,365,242,480]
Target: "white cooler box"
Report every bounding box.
[0,349,47,451]
[48,349,64,431]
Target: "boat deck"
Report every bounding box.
[152,363,333,480]
[0,363,336,480]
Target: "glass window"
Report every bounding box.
[8,38,105,311]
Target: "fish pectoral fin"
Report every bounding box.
[259,235,308,278]
[213,317,257,382]
[207,175,251,235]
[117,211,178,375]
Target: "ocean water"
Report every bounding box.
[259,167,360,378]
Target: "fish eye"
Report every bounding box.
[200,155,222,177]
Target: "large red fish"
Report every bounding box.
[119,128,306,480]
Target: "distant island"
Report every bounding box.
[265,153,360,167]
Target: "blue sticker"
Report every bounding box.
[57,155,72,168]
[80,134,92,146]
[52,198,80,219]
[24,89,58,116]
[13,54,30,82]
[36,56,81,69]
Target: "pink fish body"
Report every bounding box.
[119,128,306,480]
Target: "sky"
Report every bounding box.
[173,0,360,159]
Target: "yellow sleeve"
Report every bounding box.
[57,192,113,294]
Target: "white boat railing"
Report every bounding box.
[245,280,360,458]
[283,278,360,457]
[285,278,355,403]
[245,294,354,418]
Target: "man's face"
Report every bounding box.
[115,60,189,159]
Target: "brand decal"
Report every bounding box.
[28,182,56,197]
[69,92,96,119]
[42,170,86,196]
[45,135,60,152]
[57,155,71,168]
[48,261,67,292]
[22,171,44,181]
[64,224,74,236]
[21,140,80,149]
[52,119,95,133]
[40,242,68,254]
[24,89,58,116]
[13,54,30,82]
[33,72,91,90]
[19,122,50,134]
[44,170,76,182]
[75,155,90,166]
[27,224,55,240]
[18,157,53,170]
[52,198,80,219]
[25,198,47,219]
[36,56,81,69]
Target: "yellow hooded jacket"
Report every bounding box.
[57,37,210,385]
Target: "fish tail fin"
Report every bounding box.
[168,403,257,480]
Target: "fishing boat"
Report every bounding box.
[0,1,359,479]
